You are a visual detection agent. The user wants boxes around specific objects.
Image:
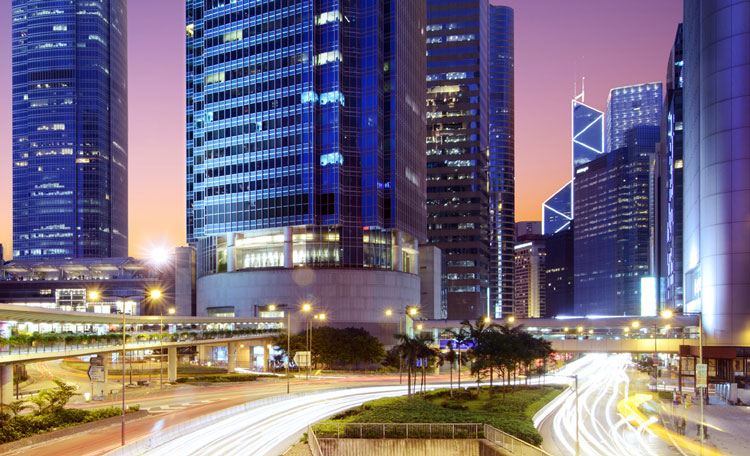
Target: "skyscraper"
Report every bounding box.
[186,0,426,336]
[544,226,574,317]
[574,126,659,316]
[425,0,490,320]
[654,24,684,310]
[605,82,663,153]
[513,235,545,318]
[488,5,515,318]
[542,90,603,236]
[683,0,750,346]
[12,0,128,259]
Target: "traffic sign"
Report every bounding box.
[90,356,104,366]
[696,363,708,388]
[294,351,311,368]
[88,365,105,382]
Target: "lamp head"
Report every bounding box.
[484,316,491,324]
[660,309,673,319]
[507,316,515,323]
[302,303,312,312]
[268,304,276,311]
[88,291,99,301]
[168,307,176,315]
[632,321,640,329]
[385,309,393,317]
[408,307,418,316]
[150,289,162,300]
[416,323,423,330]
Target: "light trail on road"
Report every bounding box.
[540,354,680,456]
[142,385,449,456]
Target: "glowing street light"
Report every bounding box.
[268,304,276,311]
[408,307,419,316]
[660,309,674,319]
[385,309,393,317]
[484,316,491,324]
[631,321,641,329]
[507,316,516,323]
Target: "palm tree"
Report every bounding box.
[448,328,470,392]
[394,333,420,399]
[442,344,458,397]
[413,333,435,395]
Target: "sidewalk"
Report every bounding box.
[659,395,750,455]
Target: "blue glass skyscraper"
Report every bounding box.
[186,0,426,276]
[488,5,515,318]
[605,82,663,153]
[574,126,659,316]
[12,0,128,259]
[542,91,602,235]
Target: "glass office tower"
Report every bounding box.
[425,0,490,320]
[542,93,602,236]
[654,24,684,310]
[683,0,750,346]
[605,82,662,153]
[574,126,659,316]
[12,0,128,259]
[186,0,426,277]
[488,5,514,318]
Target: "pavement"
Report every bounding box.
[659,394,750,456]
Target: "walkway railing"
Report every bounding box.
[0,329,279,358]
[308,422,551,456]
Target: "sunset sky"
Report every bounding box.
[0,0,682,259]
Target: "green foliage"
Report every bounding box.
[273,327,385,369]
[323,386,563,446]
[0,406,123,444]
[175,374,259,383]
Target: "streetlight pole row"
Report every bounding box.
[88,289,162,447]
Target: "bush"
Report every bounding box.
[0,406,123,444]
[175,374,258,383]
[321,386,561,446]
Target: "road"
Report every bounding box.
[539,354,681,456]
[6,374,455,456]
[142,384,448,456]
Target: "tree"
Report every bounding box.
[394,333,421,399]
[1,400,29,416]
[448,328,470,392]
[442,344,458,397]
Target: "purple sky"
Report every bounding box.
[0,0,682,258]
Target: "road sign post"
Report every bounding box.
[696,363,707,388]
[294,351,311,368]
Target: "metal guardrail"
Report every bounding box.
[309,422,551,456]
[308,424,323,456]
[483,423,552,456]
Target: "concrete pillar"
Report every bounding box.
[226,232,236,272]
[168,347,177,383]
[393,231,403,272]
[199,344,211,364]
[227,342,236,373]
[283,227,293,268]
[263,344,271,372]
[1,365,13,405]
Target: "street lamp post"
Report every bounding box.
[386,307,419,385]
[698,311,704,453]
[88,288,161,447]
[160,307,175,389]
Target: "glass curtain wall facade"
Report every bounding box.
[542,181,572,235]
[683,0,750,346]
[186,0,426,276]
[425,0,490,320]
[574,126,659,316]
[12,0,128,259]
[654,24,683,310]
[541,96,602,236]
[605,82,663,153]
[488,5,514,318]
